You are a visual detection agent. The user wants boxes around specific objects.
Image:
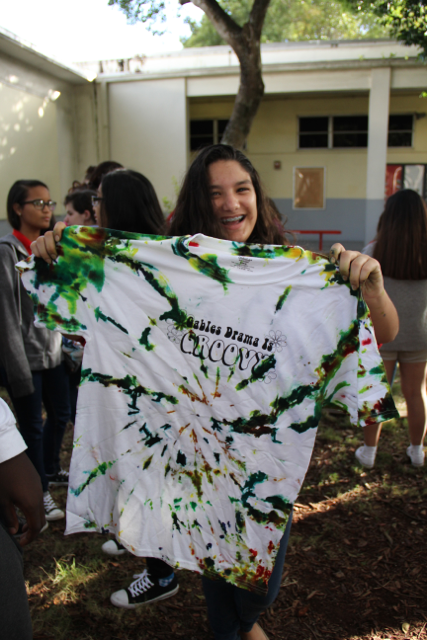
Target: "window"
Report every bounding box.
[388,115,413,147]
[190,119,229,151]
[299,115,413,149]
[299,117,328,148]
[333,116,368,148]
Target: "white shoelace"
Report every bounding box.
[43,492,57,512]
[128,570,154,597]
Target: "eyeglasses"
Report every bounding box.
[91,196,103,206]
[22,199,57,212]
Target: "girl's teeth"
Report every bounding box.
[223,216,244,223]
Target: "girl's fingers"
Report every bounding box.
[31,231,57,263]
[329,243,345,264]
[30,223,65,263]
[53,221,66,242]
[336,250,362,281]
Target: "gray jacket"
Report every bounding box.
[0,233,62,398]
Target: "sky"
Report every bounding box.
[0,0,204,65]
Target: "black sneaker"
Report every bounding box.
[46,469,69,486]
[43,491,65,521]
[110,570,179,609]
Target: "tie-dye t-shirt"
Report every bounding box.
[18,227,397,592]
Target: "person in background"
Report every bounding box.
[0,397,45,640]
[86,161,124,191]
[0,180,70,522]
[63,189,96,422]
[355,189,427,468]
[64,189,97,227]
[33,168,182,609]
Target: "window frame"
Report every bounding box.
[298,114,414,150]
[189,118,229,152]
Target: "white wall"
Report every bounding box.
[108,78,188,210]
[0,82,62,220]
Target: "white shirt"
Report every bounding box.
[0,398,26,464]
[19,227,397,591]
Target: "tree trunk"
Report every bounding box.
[185,0,271,150]
[221,25,265,149]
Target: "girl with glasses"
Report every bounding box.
[0,180,70,524]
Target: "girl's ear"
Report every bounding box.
[13,202,22,216]
[83,209,91,223]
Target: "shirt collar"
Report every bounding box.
[12,229,32,255]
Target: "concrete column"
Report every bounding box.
[95,80,110,162]
[365,67,391,244]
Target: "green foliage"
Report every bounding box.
[181,0,389,48]
[108,0,167,33]
[347,0,427,56]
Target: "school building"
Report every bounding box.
[0,27,426,248]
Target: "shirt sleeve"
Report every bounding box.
[356,298,399,426]
[0,398,27,464]
[320,293,398,428]
[16,226,113,341]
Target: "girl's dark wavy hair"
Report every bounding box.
[100,169,164,235]
[373,189,427,280]
[64,189,97,224]
[170,145,286,245]
[7,179,56,231]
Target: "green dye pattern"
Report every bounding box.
[30,227,191,333]
[71,460,117,497]
[80,368,178,415]
[171,238,233,291]
[369,365,384,376]
[240,471,290,527]
[236,355,276,391]
[230,243,305,261]
[275,285,292,313]
[227,365,236,382]
[94,306,128,334]
[139,327,155,351]
[34,300,87,333]
[143,455,153,470]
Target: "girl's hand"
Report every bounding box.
[329,243,384,301]
[31,222,66,263]
[329,243,398,344]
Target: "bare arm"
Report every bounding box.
[329,243,399,344]
[0,452,45,546]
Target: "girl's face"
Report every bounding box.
[16,185,53,235]
[64,203,89,226]
[207,160,257,243]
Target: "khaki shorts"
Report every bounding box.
[380,348,427,363]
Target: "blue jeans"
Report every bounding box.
[0,363,70,492]
[202,510,293,640]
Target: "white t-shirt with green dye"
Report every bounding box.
[18,227,398,592]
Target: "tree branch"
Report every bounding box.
[189,0,242,45]
[249,0,272,40]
